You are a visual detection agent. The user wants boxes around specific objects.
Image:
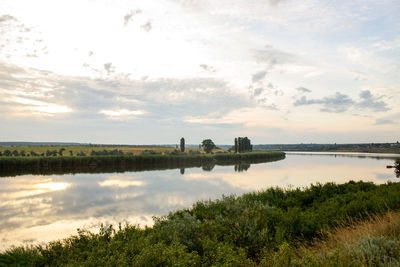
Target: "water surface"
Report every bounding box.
[0,152,398,251]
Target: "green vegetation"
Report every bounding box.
[2,181,400,266]
[0,145,189,157]
[0,151,285,177]
[201,139,216,153]
[180,137,185,152]
[235,137,253,153]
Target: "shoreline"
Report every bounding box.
[0,151,285,177]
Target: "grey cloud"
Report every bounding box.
[123,9,142,26]
[199,64,216,73]
[254,88,263,96]
[357,90,389,112]
[104,63,115,75]
[254,46,293,69]
[294,92,354,113]
[375,118,394,125]
[0,61,247,123]
[141,21,152,32]
[256,99,278,110]
[252,70,267,83]
[296,87,312,93]
[294,90,390,113]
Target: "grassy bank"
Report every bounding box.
[0,151,285,177]
[282,210,400,266]
[1,181,400,266]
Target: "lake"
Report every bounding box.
[0,152,399,251]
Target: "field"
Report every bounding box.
[1,181,400,266]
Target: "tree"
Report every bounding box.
[180,137,185,152]
[59,148,66,156]
[235,137,253,153]
[234,138,238,153]
[201,139,216,153]
[238,137,243,153]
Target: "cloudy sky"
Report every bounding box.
[1,0,399,144]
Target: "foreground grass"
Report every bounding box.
[273,210,400,266]
[1,181,400,266]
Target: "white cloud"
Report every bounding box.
[99,178,146,188]
[6,96,71,116]
[99,109,146,119]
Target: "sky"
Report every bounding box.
[0,0,399,144]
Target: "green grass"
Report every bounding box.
[1,181,400,266]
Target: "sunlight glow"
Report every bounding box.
[10,97,71,116]
[99,109,146,119]
[98,179,146,188]
[35,182,70,191]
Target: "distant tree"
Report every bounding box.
[238,137,243,153]
[180,137,185,152]
[201,139,216,154]
[77,151,86,156]
[235,137,252,153]
[0,151,2,156]
[4,150,11,157]
[59,148,66,156]
[234,138,238,153]
[69,150,73,156]
[12,150,19,156]
[20,150,26,156]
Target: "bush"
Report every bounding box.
[140,150,162,155]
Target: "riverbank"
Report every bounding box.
[1,180,399,266]
[0,151,285,177]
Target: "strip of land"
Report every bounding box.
[0,151,285,177]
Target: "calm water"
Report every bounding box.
[0,152,398,251]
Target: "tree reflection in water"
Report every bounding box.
[234,163,250,172]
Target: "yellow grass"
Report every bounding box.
[302,210,400,252]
